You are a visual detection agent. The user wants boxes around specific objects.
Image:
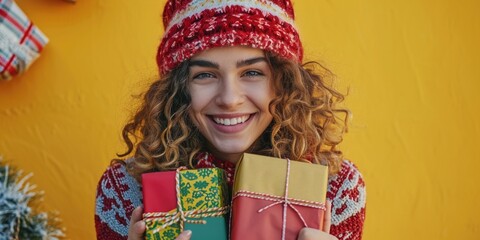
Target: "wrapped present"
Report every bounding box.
[1,0,49,80]
[231,153,328,240]
[142,167,229,240]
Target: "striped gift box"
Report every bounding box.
[0,0,48,80]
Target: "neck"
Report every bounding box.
[204,136,266,164]
[208,149,243,164]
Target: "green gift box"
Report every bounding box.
[142,168,229,240]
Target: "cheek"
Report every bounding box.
[252,83,275,109]
[245,82,276,106]
[188,84,213,109]
[188,87,202,112]
[189,97,206,118]
[187,102,201,124]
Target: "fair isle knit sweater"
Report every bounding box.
[95,153,366,240]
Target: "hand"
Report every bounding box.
[127,206,192,240]
[128,206,146,240]
[297,201,338,240]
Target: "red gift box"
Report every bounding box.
[231,154,328,240]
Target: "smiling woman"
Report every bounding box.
[188,47,275,162]
[94,1,366,240]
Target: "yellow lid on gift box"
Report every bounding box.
[233,153,328,203]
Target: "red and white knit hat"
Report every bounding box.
[156,0,303,75]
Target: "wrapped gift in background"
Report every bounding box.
[142,167,229,240]
[0,0,49,80]
[231,153,329,240]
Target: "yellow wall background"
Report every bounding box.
[1,0,479,239]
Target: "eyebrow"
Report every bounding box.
[188,57,267,69]
[188,60,219,68]
[236,57,267,68]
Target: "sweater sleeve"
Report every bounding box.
[95,163,142,240]
[327,160,367,240]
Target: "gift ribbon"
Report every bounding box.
[233,159,326,240]
[143,167,229,234]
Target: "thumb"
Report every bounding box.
[323,200,332,233]
[128,206,146,240]
[176,230,192,240]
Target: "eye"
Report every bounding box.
[243,70,263,78]
[193,72,215,80]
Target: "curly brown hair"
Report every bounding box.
[115,52,349,181]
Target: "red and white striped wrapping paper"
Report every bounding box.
[0,0,48,80]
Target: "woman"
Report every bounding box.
[95,1,366,240]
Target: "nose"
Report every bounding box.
[215,75,245,108]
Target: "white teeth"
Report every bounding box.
[213,115,250,126]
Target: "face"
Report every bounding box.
[188,46,275,163]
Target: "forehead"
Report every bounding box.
[190,46,265,62]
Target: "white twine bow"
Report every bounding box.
[143,167,229,233]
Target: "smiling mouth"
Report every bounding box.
[211,114,253,126]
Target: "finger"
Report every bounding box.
[175,230,192,240]
[298,228,338,240]
[128,206,146,240]
[323,200,332,233]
